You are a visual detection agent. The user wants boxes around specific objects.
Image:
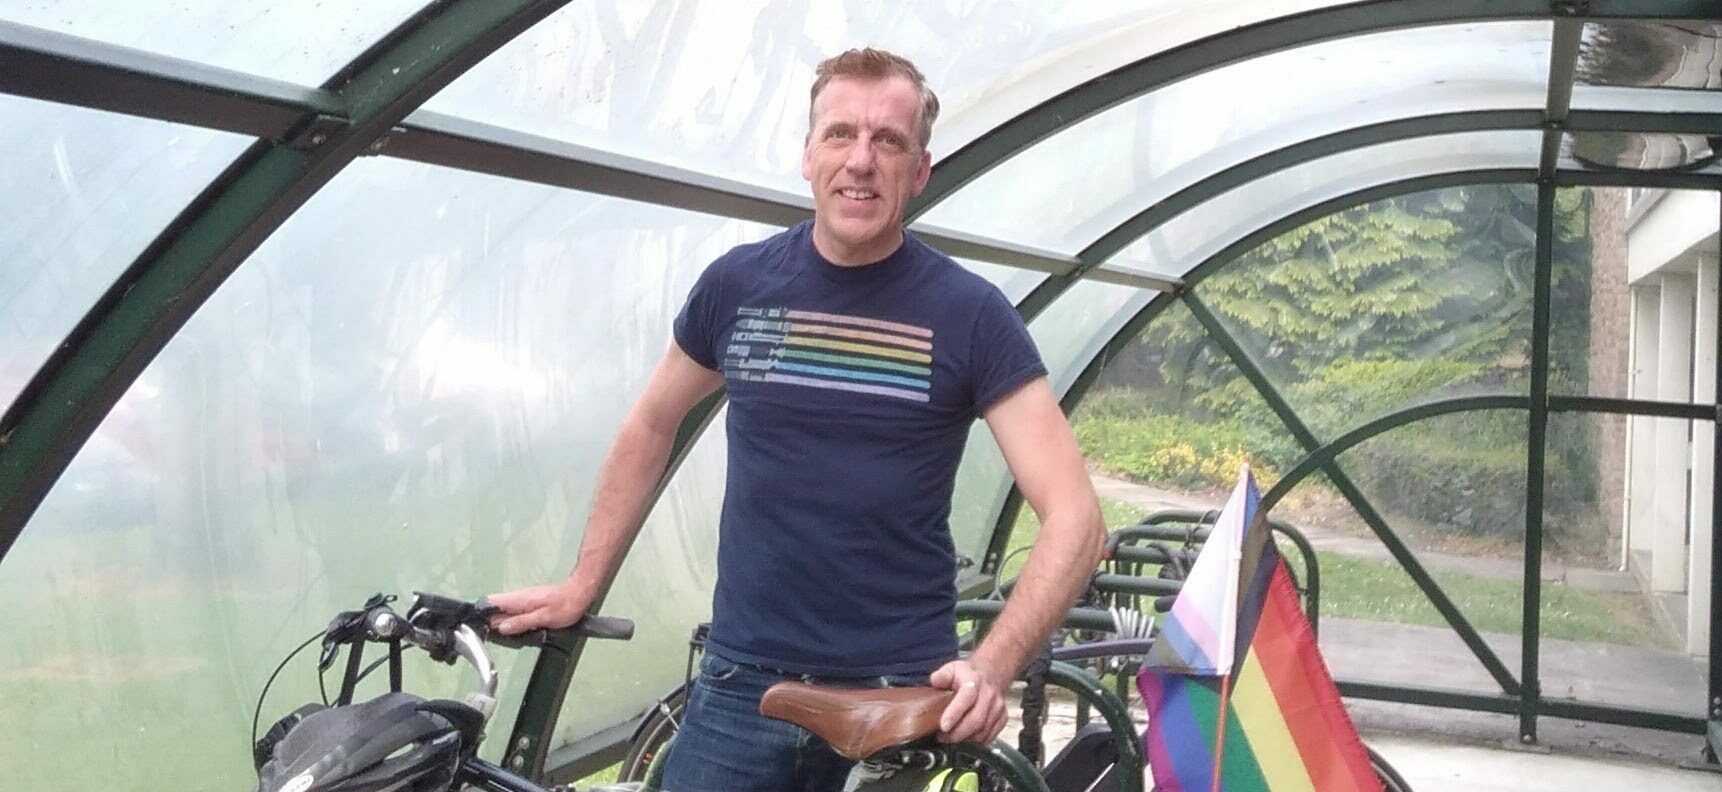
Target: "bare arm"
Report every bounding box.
[934,375,1105,741]
[491,343,724,634]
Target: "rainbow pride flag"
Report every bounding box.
[1138,468,1382,792]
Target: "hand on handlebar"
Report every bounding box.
[930,659,1009,745]
[485,581,593,636]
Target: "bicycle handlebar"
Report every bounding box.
[335,593,635,724]
[486,613,636,650]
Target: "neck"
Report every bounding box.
[811,224,905,267]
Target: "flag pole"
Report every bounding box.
[1210,671,1234,792]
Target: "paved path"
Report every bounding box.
[1091,472,1637,593]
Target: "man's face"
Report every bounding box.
[801,75,933,264]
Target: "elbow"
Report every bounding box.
[1046,497,1106,568]
[1081,499,1106,567]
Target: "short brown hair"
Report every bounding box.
[809,48,940,149]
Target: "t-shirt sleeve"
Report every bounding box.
[672,256,727,371]
[969,286,1047,415]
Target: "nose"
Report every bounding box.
[843,136,877,174]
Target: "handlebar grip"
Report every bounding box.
[576,614,634,641]
[487,615,635,650]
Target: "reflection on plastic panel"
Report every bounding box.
[0,96,249,412]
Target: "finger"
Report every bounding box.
[929,664,955,689]
[941,686,992,743]
[939,682,978,734]
[495,611,546,635]
[485,589,539,613]
[984,699,1009,742]
[970,692,1005,744]
[951,694,992,742]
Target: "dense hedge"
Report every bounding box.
[1075,387,1597,539]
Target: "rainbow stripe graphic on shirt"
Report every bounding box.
[722,307,934,403]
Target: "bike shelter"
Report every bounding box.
[1,2,1720,789]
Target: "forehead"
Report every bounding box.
[812,75,921,131]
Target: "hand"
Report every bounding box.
[486,581,590,635]
[929,659,1009,744]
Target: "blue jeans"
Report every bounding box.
[658,650,932,792]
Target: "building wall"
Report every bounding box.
[1589,188,1631,551]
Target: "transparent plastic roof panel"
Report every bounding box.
[921,22,1553,254]
[554,406,729,750]
[1565,130,1721,171]
[0,94,251,410]
[1570,83,1722,115]
[1,1,431,85]
[1098,129,1544,282]
[4,155,784,786]
[420,0,1358,197]
[949,278,1154,559]
[1578,21,1722,89]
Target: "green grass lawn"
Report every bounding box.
[1312,550,1663,647]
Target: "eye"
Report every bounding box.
[826,126,856,141]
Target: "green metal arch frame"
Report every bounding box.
[1024,171,1722,742]
[907,0,1722,217]
[638,0,1722,590]
[0,0,1718,778]
[1241,397,1713,736]
[0,0,573,550]
[0,0,584,777]
[993,168,1541,693]
[1258,396,1531,513]
[990,166,1542,554]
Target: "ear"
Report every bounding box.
[910,149,932,196]
[802,133,815,183]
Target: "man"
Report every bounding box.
[489,48,1103,791]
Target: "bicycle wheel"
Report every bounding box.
[618,690,686,783]
[1367,745,1413,792]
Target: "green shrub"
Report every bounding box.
[1345,429,1528,536]
[1338,413,1596,539]
[1074,412,1279,490]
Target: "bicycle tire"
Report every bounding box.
[1367,745,1414,792]
[618,692,685,783]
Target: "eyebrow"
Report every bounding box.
[820,120,912,143]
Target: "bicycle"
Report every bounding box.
[614,512,1412,792]
[251,592,1055,792]
[616,604,1143,792]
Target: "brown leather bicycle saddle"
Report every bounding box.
[759,682,955,760]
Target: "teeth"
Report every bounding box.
[840,189,876,200]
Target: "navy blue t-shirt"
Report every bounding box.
[673,221,1046,676]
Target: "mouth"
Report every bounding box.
[837,188,878,201]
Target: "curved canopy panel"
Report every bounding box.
[919,22,1555,253]
[6,1,430,84]
[1097,130,1544,282]
[1578,20,1722,89]
[7,1,1722,784]
[5,154,786,783]
[420,0,1356,198]
[1566,129,1721,171]
[0,97,250,408]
